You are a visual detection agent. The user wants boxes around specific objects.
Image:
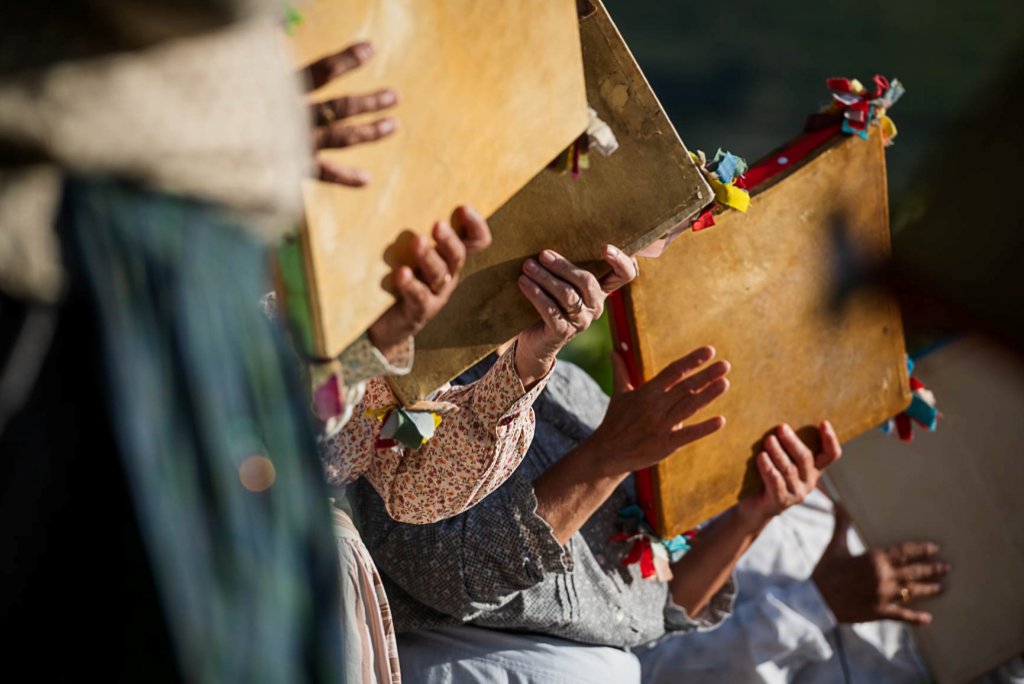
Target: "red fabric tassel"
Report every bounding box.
[691,209,716,232]
[895,413,913,441]
[910,376,924,391]
[638,539,656,579]
[870,74,889,99]
[615,537,657,579]
[622,538,644,566]
[826,77,853,93]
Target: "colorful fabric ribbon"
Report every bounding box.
[550,134,589,178]
[549,107,619,178]
[688,148,751,232]
[610,504,700,582]
[585,106,619,157]
[820,75,905,145]
[881,357,940,441]
[708,148,749,185]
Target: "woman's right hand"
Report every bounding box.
[589,347,731,478]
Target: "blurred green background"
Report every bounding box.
[559,0,1024,393]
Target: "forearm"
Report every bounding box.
[513,337,555,391]
[367,317,414,367]
[669,507,765,616]
[532,439,627,545]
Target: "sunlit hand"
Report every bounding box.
[368,206,491,362]
[737,421,842,530]
[588,346,730,477]
[514,245,637,388]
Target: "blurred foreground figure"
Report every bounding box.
[0,3,343,681]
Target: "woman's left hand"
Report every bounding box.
[737,421,843,530]
[514,244,638,388]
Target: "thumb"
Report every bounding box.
[610,350,635,396]
[598,244,637,293]
[823,503,853,559]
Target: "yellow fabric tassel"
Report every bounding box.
[879,115,898,144]
[711,179,750,212]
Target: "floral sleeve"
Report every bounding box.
[262,288,413,437]
[308,333,413,438]
[320,341,551,524]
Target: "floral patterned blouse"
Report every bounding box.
[263,292,549,524]
[320,342,549,524]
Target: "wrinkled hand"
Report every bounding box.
[588,346,730,477]
[737,422,842,530]
[303,41,398,186]
[514,245,637,388]
[813,506,949,625]
[368,206,492,361]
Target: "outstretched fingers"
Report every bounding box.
[666,361,731,422]
[886,541,940,567]
[317,158,370,187]
[305,42,374,91]
[880,603,933,625]
[314,117,396,150]
[314,89,398,126]
[670,415,726,450]
[650,346,717,393]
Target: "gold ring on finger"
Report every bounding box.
[899,586,911,604]
[319,102,336,124]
